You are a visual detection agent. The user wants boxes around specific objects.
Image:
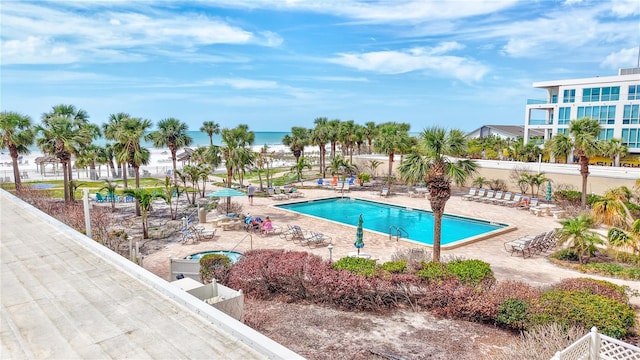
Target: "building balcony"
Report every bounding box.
[528,119,552,125]
[527,99,548,105]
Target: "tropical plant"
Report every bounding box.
[0,111,35,193]
[608,219,640,256]
[290,156,312,183]
[591,187,632,227]
[74,144,103,180]
[122,188,167,239]
[366,159,383,179]
[598,138,628,167]
[200,120,220,146]
[472,176,490,189]
[569,117,601,209]
[373,122,412,191]
[146,118,192,184]
[282,126,309,165]
[220,125,254,212]
[338,120,357,163]
[397,127,478,262]
[519,172,548,197]
[99,179,119,212]
[326,154,357,178]
[363,121,378,154]
[546,133,573,164]
[310,117,330,177]
[556,214,603,264]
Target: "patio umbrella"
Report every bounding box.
[208,188,245,214]
[545,180,553,203]
[354,214,364,256]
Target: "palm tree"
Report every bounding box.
[103,112,133,179]
[546,133,573,164]
[99,179,119,212]
[146,118,192,184]
[282,126,309,165]
[398,127,478,262]
[520,172,548,197]
[338,120,356,163]
[40,104,95,201]
[75,144,102,180]
[557,214,603,264]
[591,186,633,228]
[122,188,167,239]
[608,219,640,255]
[0,111,35,193]
[326,154,357,179]
[36,116,92,202]
[373,122,412,191]
[569,117,600,209]
[290,156,312,183]
[200,120,220,146]
[310,117,330,177]
[599,138,628,167]
[327,119,341,160]
[472,176,490,189]
[367,159,382,179]
[363,121,378,154]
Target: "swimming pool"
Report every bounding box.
[275,197,513,248]
[185,250,243,263]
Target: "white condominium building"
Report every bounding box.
[524,68,640,155]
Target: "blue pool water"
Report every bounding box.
[275,197,507,246]
[185,250,243,263]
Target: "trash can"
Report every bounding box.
[198,206,207,223]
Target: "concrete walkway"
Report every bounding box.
[0,190,301,359]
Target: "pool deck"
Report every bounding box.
[142,184,640,306]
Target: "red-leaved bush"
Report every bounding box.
[554,278,629,304]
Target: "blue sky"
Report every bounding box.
[1,0,639,133]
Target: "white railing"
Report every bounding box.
[551,327,640,360]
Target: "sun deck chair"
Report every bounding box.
[490,191,504,204]
[495,192,512,205]
[461,187,477,201]
[504,193,522,207]
[481,190,496,203]
[380,187,389,197]
[303,231,332,248]
[470,188,486,201]
[95,193,106,203]
[280,225,305,241]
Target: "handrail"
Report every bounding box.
[388,225,409,242]
[229,233,253,252]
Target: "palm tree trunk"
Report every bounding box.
[171,147,178,184]
[67,160,75,201]
[122,163,128,189]
[387,152,394,190]
[134,166,141,216]
[9,146,22,193]
[432,209,443,262]
[579,153,589,210]
[62,161,70,203]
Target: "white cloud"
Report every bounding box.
[329,45,488,82]
[611,0,640,16]
[0,2,281,65]
[601,47,640,69]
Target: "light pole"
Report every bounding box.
[327,243,334,262]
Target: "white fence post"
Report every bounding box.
[589,327,599,360]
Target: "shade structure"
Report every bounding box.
[354,214,364,256]
[545,180,553,203]
[208,188,246,213]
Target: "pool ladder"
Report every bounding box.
[388,226,409,242]
[229,233,253,252]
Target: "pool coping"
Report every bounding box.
[270,195,517,249]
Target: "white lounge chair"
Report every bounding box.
[471,188,486,201]
[380,187,389,197]
[461,187,477,201]
[490,191,504,204]
[481,190,496,203]
[495,192,512,205]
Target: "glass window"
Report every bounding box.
[591,88,600,102]
[582,88,591,102]
[557,128,568,135]
[558,107,571,125]
[601,87,610,101]
[623,105,640,124]
[629,85,639,100]
[551,94,558,104]
[563,89,575,103]
[611,86,620,101]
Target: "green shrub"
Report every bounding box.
[445,259,494,286]
[331,256,378,277]
[497,298,530,330]
[200,254,232,283]
[379,260,407,274]
[555,278,630,304]
[415,261,451,283]
[552,249,579,262]
[531,289,636,338]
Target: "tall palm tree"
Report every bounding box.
[327,119,341,160]
[0,111,35,193]
[569,117,601,209]
[310,117,330,177]
[338,120,356,163]
[103,112,131,180]
[282,126,309,165]
[373,122,412,191]
[41,104,95,201]
[546,133,573,164]
[557,214,603,264]
[219,125,254,210]
[200,120,220,146]
[398,127,478,262]
[290,156,312,183]
[75,144,102,180]
[36,116,92,202]
[146,118,192,184]
[363,121,378,154]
